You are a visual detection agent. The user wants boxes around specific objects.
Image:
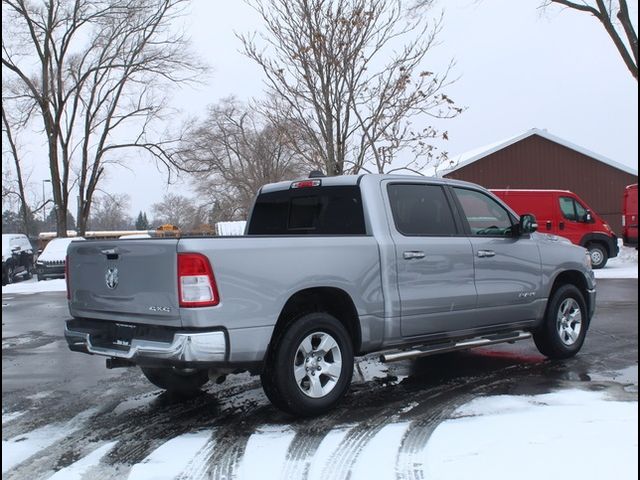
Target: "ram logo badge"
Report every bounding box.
[105,267,119,290]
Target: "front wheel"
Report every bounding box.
[533,284,588,359]
[6,265,15,284]
[261,312,354,417]
[141,366,209,395]
[587,243,608,269]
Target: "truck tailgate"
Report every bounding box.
[67,239,181,326]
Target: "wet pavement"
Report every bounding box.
[2,279,638,479]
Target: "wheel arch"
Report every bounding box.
[579,233,614,256]
[270,287,362,356]
[548,270,591,317]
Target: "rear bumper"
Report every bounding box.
[64,321,227,366]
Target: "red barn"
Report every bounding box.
[443,128,638,235]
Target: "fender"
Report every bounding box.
[579,232,618,257]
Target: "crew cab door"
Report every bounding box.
[450,187,543,326]
[384,181,477,337]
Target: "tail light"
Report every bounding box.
[177,253,220,307]
[65,255,70,300]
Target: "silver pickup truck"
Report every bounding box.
[65,174,596,416]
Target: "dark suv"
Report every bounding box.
[2,234,35,285]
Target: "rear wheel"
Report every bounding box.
[534,284,588,359]
[587,242,608,269]
[141,366,209,395]
[261,312,354,417]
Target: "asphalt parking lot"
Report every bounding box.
[2,278,637,479]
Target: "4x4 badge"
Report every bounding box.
[105,267,119,289]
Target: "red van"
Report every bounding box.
[491,189,618,269]
[622,184,638,247]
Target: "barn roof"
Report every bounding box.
[440,128,638,177]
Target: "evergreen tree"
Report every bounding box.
[135,211,150,230]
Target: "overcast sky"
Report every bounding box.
[34,0,640,217]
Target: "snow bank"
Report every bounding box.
[422,390,638,480]
[2,278,66,294]
[594,243,638,279]
[215,221,246,236]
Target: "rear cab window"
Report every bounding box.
[247,185,366,235]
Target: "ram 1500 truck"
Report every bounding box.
[65,174,596,416]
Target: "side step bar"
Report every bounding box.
[380,331,532,363]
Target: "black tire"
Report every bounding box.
[261,312,354,417]
[140,367,209,395]
[534,284,588,359]
[6,265,15,284]
[587,242,608,269]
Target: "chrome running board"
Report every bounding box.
[379,331,532,363]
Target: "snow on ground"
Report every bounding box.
[2,278,66,294]
[594,244,638,279]
[127,432,211,480]
[46,442,117,480]
[2,408,97,473]
[422,389,638,480]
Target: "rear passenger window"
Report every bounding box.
[387,184,457,236]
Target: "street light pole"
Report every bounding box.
[42,179,51,223]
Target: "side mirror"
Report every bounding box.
[519,213,538,235]
[585,210,593,223]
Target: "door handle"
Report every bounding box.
[546,221,552,231]
[403,251,425,260]
[477,250,495,258]
[559,222,565,230]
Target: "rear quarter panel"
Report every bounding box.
[177,236,384,331]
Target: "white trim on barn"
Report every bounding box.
[439,128,638,177]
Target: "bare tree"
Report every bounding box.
[239,0,462,176]
[180,97,307,219]
[2,0,206,237]
[88,193,133,230]
[542,0,637,80]
[151,193,203,231]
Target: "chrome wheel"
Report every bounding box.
[556,298,582,346]
[293,331,343,398]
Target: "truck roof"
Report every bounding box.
[259,173,487,193]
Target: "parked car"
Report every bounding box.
[119,234,152,239]
[2,234,35,285]
[36,237,85,281]
[491,189,618,269]
[64,174,596,417]
[622,183,638,248]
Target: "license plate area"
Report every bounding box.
[91,323,136,351]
